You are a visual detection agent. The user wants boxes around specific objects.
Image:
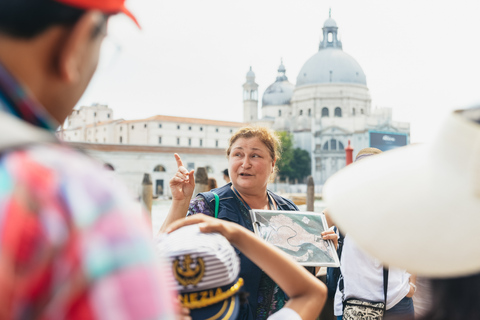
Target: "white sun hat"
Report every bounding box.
[323,107,480,278]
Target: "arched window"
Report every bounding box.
[339,141,345,150]
[334,107,342,117]
[352,108,356,116]
[299,110,303,116]
[330,139,337,150]
[308,109,311,116]
[153,165,166,172]
[323,142,328,150]
[361,109,364,115]
[278,110,282,117]
[321,107,329,117]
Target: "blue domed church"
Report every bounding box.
[243,15,410,185]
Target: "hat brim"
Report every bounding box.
[189,295,240,320]
[323,111,480,278]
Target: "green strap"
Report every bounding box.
[212,192,219,219]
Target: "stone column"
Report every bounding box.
[141,173,153,218]
[193,167,208,197]
[306,175,314,212]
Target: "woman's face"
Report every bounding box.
[228,137,275,196]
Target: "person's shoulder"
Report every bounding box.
[204,183,234,200]
[2,143,137,221]
[3,143,101,172]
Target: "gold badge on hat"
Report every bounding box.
[174,255,205,286]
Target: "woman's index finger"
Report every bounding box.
[174,153,184,168]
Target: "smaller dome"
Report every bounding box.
[262,61,294,106]
[262,81,294,106]
[324,18,337,28]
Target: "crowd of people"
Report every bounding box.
[1,0,479,319]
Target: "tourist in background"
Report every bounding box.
[323,107,480,320]
[223,168,231,183]
[207,177,218,190]
[160,126,320,320]
[329,148,415,320]
[0,0,177,318]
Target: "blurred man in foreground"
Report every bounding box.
[0,0,176,318]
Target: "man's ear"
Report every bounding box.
[58,10,103,83]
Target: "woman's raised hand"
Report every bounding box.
[169,153,195,202]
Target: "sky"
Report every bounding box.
[76,0,480,144]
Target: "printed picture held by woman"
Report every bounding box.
[160,127,316,320]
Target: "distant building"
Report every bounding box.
[60,15,410,190]
[243,15,410,185]
[61,104,243,149]
[58,105,244,197]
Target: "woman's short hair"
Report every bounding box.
[227,126,281,162]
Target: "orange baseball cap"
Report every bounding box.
[54,0,140,28]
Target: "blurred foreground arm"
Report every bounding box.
[167,215,327,320]
[159,153,195,233]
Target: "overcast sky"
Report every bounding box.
[76,0,480,144]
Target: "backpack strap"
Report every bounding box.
[383,267,389,312]
[212,192,219,218]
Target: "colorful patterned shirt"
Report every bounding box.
[0,60,177,319]
[187,194,288,320]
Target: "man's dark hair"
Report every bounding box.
[223,169,229,176]
[0,0,85,39]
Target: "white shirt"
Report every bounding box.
[334,235,411,316]
[268,308,302,320]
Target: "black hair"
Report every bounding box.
[420,273,480,320]
[0,0,85,39]
[223,169,229,176]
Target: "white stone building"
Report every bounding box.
[60,14,410,191]
[59,105,244,197]
[243,15,410,185]
[61,104,243,149]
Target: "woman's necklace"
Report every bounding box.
[232,187,275,211]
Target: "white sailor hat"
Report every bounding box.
[158,224,243,319]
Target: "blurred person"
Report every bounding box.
[162,214,327,320]
[223,168,231,183]
[323,107,480,320]
[160,126,321,319]
[207,177,217,190]
[0,0,177,319]
[330,149,416,320]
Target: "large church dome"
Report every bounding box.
[262,61,294,106]
[296,17,367,87]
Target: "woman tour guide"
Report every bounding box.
[160,126,316,319]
